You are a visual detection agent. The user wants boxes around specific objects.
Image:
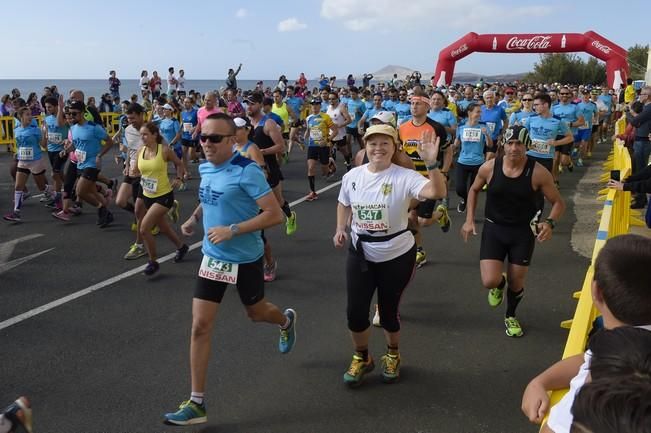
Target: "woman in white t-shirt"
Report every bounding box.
[333,124,446,387]
[139,70,149,98]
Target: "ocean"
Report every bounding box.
[0,79,353,102]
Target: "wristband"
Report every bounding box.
[544,218,556,229]
[425,161,441,171]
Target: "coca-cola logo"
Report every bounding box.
[506,35,552,51]
[592,40,612,54]
[451,43,468,58]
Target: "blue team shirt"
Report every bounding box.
[15,125,43,161]
[480,105,507,140]
[382,99,397,111]
[394,102,412,125]
[44,114,68,152]
[509,110,535,126]
[181,109,198,141]
[456,122,487,166]
[597,95,613,113]
[159,118,180,147]
[427,109,457,142]
[199,153,272,263]
[552,103,581,134]
[522,115,569,159]
[576,101,598,129]
[285,96,303,120]
[347,98,366,128]
[71,122,108,169]
[363,107,382,124]
[456,99,474,112]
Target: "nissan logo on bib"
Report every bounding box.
[505,35,552,51]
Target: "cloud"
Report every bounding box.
[277,17,308,32]
[320,0,553,32]
[235,8,247,19]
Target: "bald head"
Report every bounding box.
[70,89,85,102]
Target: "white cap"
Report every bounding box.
[370,111,396,127]
[233,117,249,128]
[162,103,174,111]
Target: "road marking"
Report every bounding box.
[0,248,54,275]
[0,234,44,263]
[0,181,342,331]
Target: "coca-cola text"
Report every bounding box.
[506,35,552,51]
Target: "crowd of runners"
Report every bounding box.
[2,69,651,431]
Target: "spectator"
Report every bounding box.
[297,72,307,89]
[177,69,186,97]
[40,86,52,108]
[346,74,355,87]
[624,78,636,104]
[26,92,42,116]
[318,74,329,90]
[276,75,287,96]
[362,73,373,88]
[87,96,97,110]
[139,70,149,97]
[108,70,121,100]
[150,71,162,99]
[98,94,114,113]
[626,86,651,208]
[0,95,11,116]
[225,63,242,91]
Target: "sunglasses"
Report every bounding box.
[522,98,533,101]
[559,93,570,96]
[200,134,232,143]
[69,111,82,116]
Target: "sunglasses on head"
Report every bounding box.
[200,134,231,143]
[522,98,533,101]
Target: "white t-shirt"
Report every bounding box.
[167,73,177,92]
[338,164,428,263]
[124,125,143,175]
[327,103,347,141]
[177,76,185,91]
[139,76,149,91]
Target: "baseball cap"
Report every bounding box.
[162,103,174,110]
[309,97,322,105]
[362,124,398,142]
[234,117,251,128]
[370,111,397,128]
[501,125,531,147]
[246,92,263,104]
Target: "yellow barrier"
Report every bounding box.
[544,121,638,426]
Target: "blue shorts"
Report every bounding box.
[574,129,591,142]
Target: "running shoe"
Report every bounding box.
[482,184,488,191]
[282,152,290,164]
[144,260,160,276]
[436,204,450,233]
[488,287,504,307]
[168,199,180,223]
[131,222,138,232]
[52,209,71,222]
[151,225,160,235]
[456,199,466,213]
[69,205,82,216]
[576,158,584,167]
[571,148,578,159]
[264,260,277,282]
[124,243,147,260]
[177,182,187,192]
[305,192,318,201]
[327,158,337,179]
[504,316,524,337]
[99,210,114,228]
[44,197,58,208]
[343,354,375,387]
[372,304,381,327]
[567,163,574,173]
[285,211,297,235]
[39,191,53,203]
[415,247,427,268]
[3,211,21,223]
[380,352,401,383]
[1,396,32,433]
[163,400,207,426]
[279,308,297,354]
[174,244,189,263]
[22,190,31,201]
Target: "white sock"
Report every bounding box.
[190,392,204,405]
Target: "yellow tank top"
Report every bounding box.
[271,102,290,133]
[138,143,172,198]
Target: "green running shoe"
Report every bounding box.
[504,316,524,337]
[286,211,297,235]
[488,287,504,307]
[380,352,401,383]
[436,204,450,233]
[163,400,207,426]
[343,354,375,388]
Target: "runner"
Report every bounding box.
[597,87,614,142]
[345,87,366,150]
[326,90,353,171]
[552,86,584,178]
[357,93,384,136]
[0,396,31,433]
[497,87,521,117]
[285,86,304,153]
[305,97,337,200]
[456,86,475,119]
[271,89,297,162]
[427,90,457,211]
[3,107,51,222]
[479,90,508,160]
[159,103,182,158]
[52,104,83,221]
[508,93,535,126]
[461,125,565,337]
[398,88,450,267]
[180,97,199,181]
[575,89,598,167]
[43,94,68,210]
[135,121,187,275]
[334,124,446,386]
[163,113,296,426]
[393,89,412,126]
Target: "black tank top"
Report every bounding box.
[253,115,280,170]
[485,157,537,226]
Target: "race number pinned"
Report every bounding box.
[18,147,34,161]
[352,203,390,231]
[141,177,159,195]
[48,132,63,144]
[183,122,193,133]
[462,127,482,142]
[530,139,551,154]
[198,255,239,284]
[75,149,87,163]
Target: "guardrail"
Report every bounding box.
[544,115,645,424]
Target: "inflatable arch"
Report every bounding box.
[434,31,628,89]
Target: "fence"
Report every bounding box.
[543,115,645,425]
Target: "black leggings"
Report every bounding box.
[455,162,480,202]
[346,243,416,333]
[63,161,78,199]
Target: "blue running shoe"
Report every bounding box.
[279,308,297,354]
[164,400,207,426]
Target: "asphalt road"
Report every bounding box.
[0,143,594,433]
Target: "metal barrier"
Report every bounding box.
[544,115,644,424]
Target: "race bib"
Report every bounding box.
[310,127,324,142]
[352,203,390,231]
[141,176,158,195]
[183,122,193,132]
[48,132,63,144]
[531,139,551,154]
[18,147,34,161]
[75,149,87,163]
[462,128,482,143]
[486,122,496,135]
[198,255,239,284]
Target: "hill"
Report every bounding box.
[370,65,527,84]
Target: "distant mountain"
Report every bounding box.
[370,65,527,84]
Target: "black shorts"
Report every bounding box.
[346,127,359,138]
[194,257,264,305]
[417,198,438,219]
[291,120,302,128]
[181,138,197,148]
[591,124,599,133]
[480,221,535,266]
[307,146,330,165]
[81,167,100,181]
[123,176,141,201]
[140,190,175,209]
[332,138,346,150]
[529,156,553,173]
[266,165,284,188]
[48,151,68,173]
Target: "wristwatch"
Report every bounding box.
[229,224,240,236]
[543,218,556,229]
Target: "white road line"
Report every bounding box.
[0,248,55,275]
[0,181,342,331]
[0,234,44,263]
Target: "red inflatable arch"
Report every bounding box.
[434,31,628,89]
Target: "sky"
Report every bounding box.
[2,0,648,80]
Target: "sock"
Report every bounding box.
[54,191,62,201]
[505,288,524,318]
[190,392,204,405]
[417,246,423,252]
[14,191,23,212]
[497,275,506,290]
[281,201,291,218]
[387,345,399,356]
[355,349,369,361]
[308,176,315,192]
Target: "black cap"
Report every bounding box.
[310,97,322,105]
[69,100,85,111]
[246,92,263,104]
